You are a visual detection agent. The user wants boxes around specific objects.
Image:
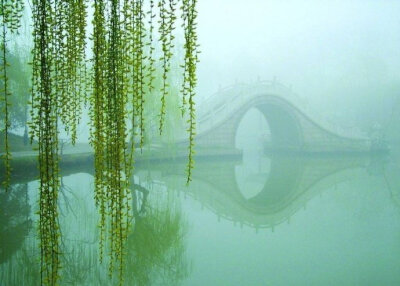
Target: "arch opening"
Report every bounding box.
[235,108,271,199]
[235,107,271,154]
[234,97,303,153]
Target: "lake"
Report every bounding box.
[1,148,400,285]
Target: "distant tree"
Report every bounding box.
[0,46,30,130]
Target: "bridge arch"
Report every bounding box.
[234,95,304,150]
[196,94,305,150]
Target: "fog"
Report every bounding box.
[196,0,400,135]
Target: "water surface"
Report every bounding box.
[1,149,400,286]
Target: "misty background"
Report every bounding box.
[196,0,400,140]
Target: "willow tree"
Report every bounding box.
[1,0,24,190]
[5,0,200,285]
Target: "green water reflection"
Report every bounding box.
[1,149,400,285]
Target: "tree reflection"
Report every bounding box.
[0,178,190,285]
[0,183,39,286]
[0,183,31,265]
[122,184,190,286]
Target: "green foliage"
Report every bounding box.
[146,0,156,95]
[30,0,61,284]
[29,0,88,284]
[158,0,177,135]
[144,58,186,145]
[89,1,199,283]
[0,0,25,190]
[90,0,108,269]
[9,0,201,285]
[181,0,199,183]
[132,0,147,149]
[54,0,87,145]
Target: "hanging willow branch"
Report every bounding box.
[105,0,131,281]
[30,0,61,284]
[132,0,146,148]
[91,0,132,282]
[26,0,200,285]
[1,0,24,190]
[30,0,88,284]
[146,0,156,94]
[158,0,176,135]
[90,0,107,265]
[181,0,199,183]
[55,0,87,144]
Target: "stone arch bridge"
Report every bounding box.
[178,81,372,153]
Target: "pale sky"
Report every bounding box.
[195,0,400,118]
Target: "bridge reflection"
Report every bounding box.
[1,149,392,231]
[134,151,389,230]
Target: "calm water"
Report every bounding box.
[1,148,400,285]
